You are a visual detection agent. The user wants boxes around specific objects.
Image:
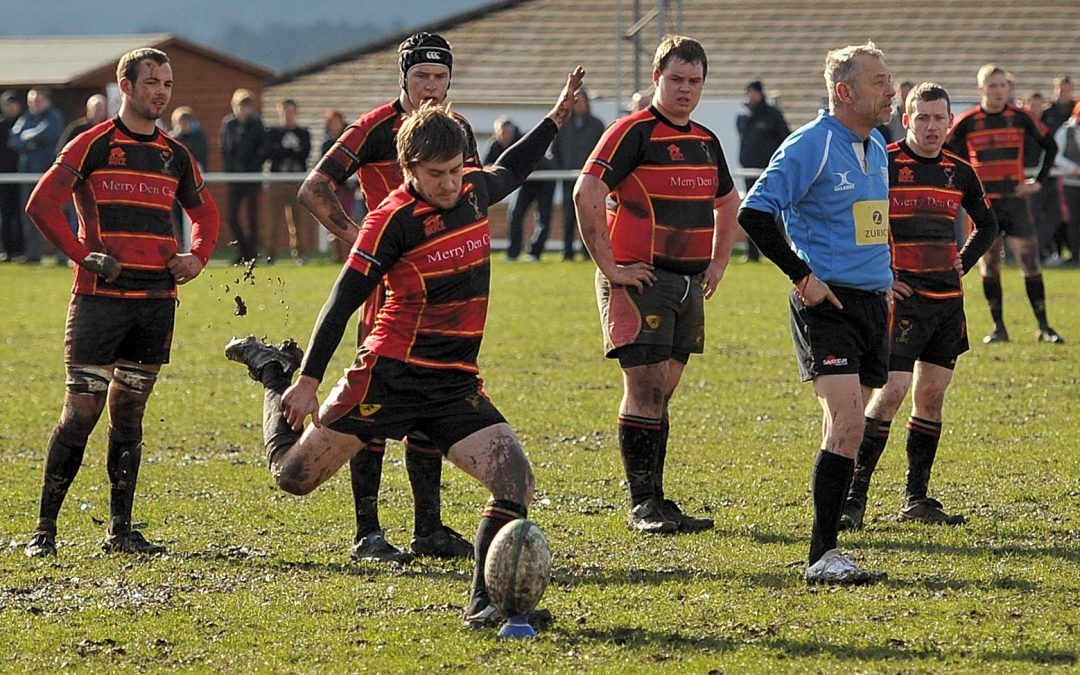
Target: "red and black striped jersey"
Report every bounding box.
[313,99,480,211]
[888,141,992,299]
[947,104,1053,200]
[583,106,735,275]
[55,117,210,299]
[346,167,514,373]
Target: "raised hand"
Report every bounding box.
[547,66,586,127]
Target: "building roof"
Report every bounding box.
[267,0,1078,132]
[0,34,270,88]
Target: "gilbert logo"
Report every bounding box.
[108,147,126,166]
[898,167,914,183]
[834,171,855,192]
[667,144,684,162]
[822,355,848,367]
[423,213,446,237]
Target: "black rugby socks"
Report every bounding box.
[982,276,1005,328]
[809,450,854,565]
[1023,274,1050,330]
[468,499,527,612]
[618,415,662,506]
[350,441,387,540]
[905,417,942,502]
[405,437,444,538]
[106,438,142,534]
[36,422,90,533]
[654,417,670,502]
[848,418,892,503]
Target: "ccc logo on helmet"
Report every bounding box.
[425,51,442,60]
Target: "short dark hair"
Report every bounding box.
[652,35,707,78]
[397,105,468,168]
[116,47,169,84]
[905,81,952,116]
[280,99,297,109]
[746,80,764,94]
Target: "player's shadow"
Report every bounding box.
[563,626,740,654]
[180,549,471,582]
[747,527,1080,564]
[551,564,729,588]
[854,536,1080,564]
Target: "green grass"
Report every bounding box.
[0,258,1077,673]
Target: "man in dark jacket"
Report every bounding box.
[484,117,556,261]
[8,89,64,263]
[553,89,605,260]
[736,80,790,261]
[0,90,23,261]
[220,89,266,263]
[264,99,312,263]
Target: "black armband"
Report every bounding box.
[737,207,812,283]
[300,266,377,381]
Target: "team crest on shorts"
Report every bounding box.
[896,319,913,344]
[645,314,662,330]
[466,394,482,410]
[358,404,382,417]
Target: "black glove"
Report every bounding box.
[82,252,121,283]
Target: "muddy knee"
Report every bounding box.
[271,457,317,496]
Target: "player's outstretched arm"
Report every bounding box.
[545,66,586,127]
[283,265,378,430]
[486,67,587,204]
[298,172,361,244]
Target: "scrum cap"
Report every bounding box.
[399,32,454,91]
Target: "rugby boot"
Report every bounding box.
[350,530,414,564]
[804,548,883,585]
[224,336,303,382]
[626,498,677,535]
[898,497,966,525]
[838,496,866,531]
[1036,327,1065,344]
[410,525,473,559]
[25,529,57,558]
[982,325,1009,344]
[661,498,714,533]
[462,602,554,630]
[102,529,166,554]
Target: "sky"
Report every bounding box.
[0,0,493,70]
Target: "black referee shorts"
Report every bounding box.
[789,285,889,388]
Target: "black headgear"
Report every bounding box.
[399,32,454,92]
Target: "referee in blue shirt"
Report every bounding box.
[738,42,896,585]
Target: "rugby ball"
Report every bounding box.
[484,519,551,618]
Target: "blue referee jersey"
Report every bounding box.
[744,111,892,292]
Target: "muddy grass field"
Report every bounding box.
[1,260,1077,672]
